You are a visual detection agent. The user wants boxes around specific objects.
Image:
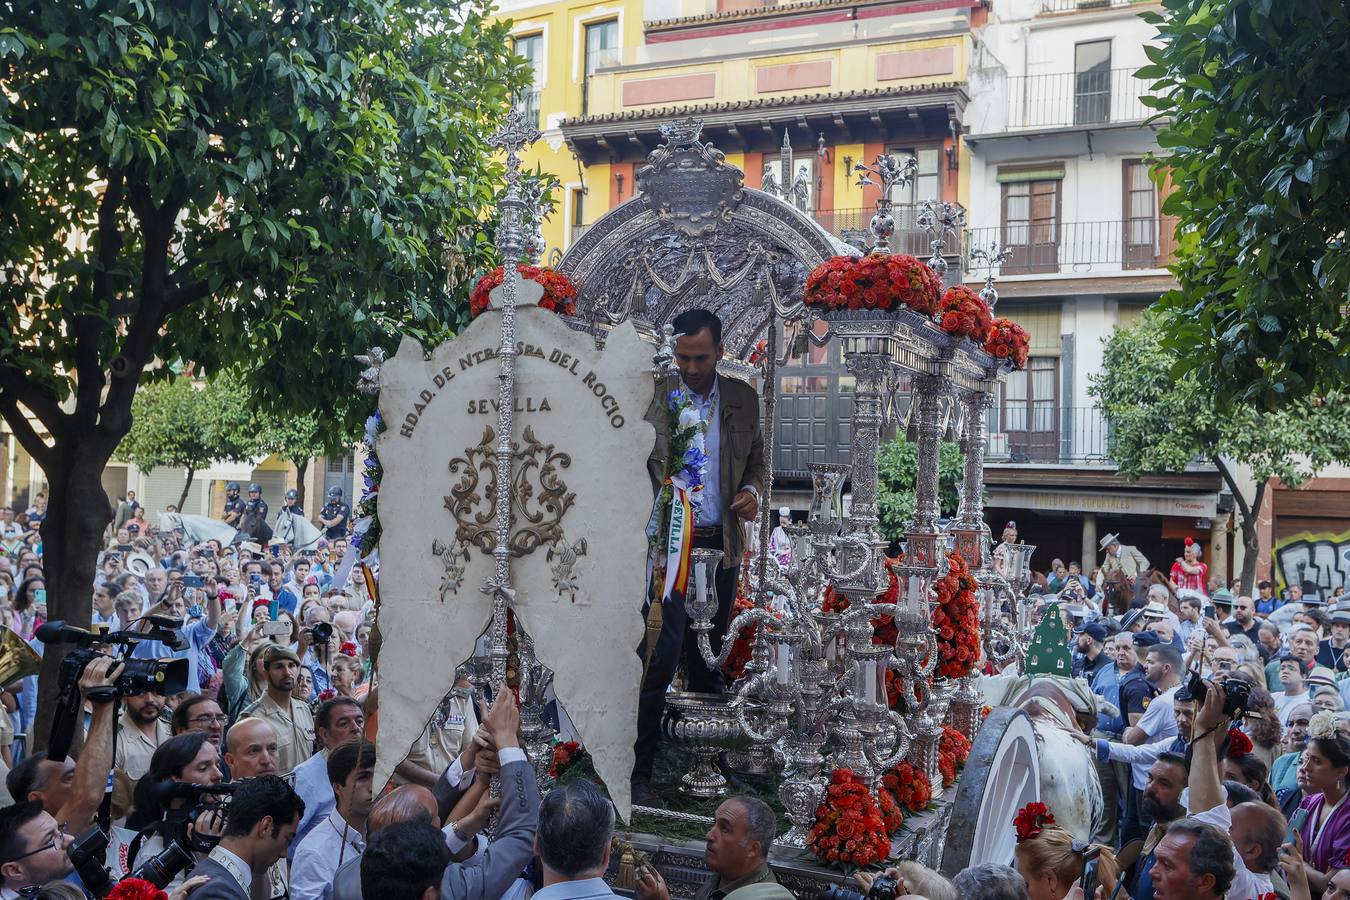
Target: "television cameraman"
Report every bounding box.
[4,657,122,833]
[131,582,221,696]
[125,733,226,890]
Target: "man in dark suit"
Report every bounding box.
[634,308,767,807]
[187,775,305,900]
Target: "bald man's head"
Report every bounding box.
[1230,801,1286,874]
[367,784,438,834]
[225,718,280,778]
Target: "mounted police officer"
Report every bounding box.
[222,481,245,526]
[319,487,350,540]
[281,487,303,517]
[244,482,269,522]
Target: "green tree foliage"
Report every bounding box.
[1090,315,1350,592]
[0,0,524,747]
[117,376,258,510]
[1142,0,1350,409]
[876,438,964,543]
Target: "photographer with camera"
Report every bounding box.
[130,582,220,696]
[184,775,303,900]
[125,732,227,889]
[5,657,121,834]
[297,608,337,701]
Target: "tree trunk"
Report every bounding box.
[176,464,196,512]
[1213,456,1266,598]
[295,457,308,512]
[33,442,115,754]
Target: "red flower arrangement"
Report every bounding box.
[107,878,168,900]
[938,724,972,788]
[1014,802,1055,842]
[469,265,577,318]
[936,285,993,342]
[722,594,757,681]
[808,768,892,869]
[748,338,769,366]
[881,760,932,815]
[932,552,980,680]
[1226,727,1254,758]
[983,317,1030,370]
[549,740,584,779]
[877,783,905,836]
[803,254,942,315]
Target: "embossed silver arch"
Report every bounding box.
[558,119,857,362]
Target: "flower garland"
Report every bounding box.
[645,388,711,605]
[983,317,1030,369]
[1014,802,1055,842]
[937,285,993,342]
[353,410,383,556]
[881,760,932,815]
[803,254,942,315]
[938,724,972,788]
[933,552,980,679]
[808,768,892,869]
[469,265,577,318]
[877,784,905,837]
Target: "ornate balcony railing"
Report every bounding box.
[812,206,963,258]
[986,405,1112,465]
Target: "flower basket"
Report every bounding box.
[807,768,892,869]
[470,265,577,318]
[983,317,1030,369]
[804,254,941,315]
[936,285,993,342]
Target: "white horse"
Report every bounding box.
[158,513,238,547]
[981,673,1107,842]
[273,508,323,550]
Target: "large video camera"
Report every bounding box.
[61,783,236,897]
[128,782,237,889]
[37,620,191,762]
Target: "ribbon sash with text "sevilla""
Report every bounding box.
[662,474,699,605]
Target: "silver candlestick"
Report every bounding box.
[916,199,966,278]
[850,153,918,255]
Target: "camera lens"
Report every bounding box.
[312,622,334,644]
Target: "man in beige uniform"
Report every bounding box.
[240,645,315,775]
[112,691,172,818]
[395,679,478,788]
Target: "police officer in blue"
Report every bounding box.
[282,487,303,516]
[318,487,350,540]
[244,482,269,521]
[222,481,245,525]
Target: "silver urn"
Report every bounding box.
[660,692,751,799]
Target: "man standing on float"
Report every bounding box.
[632,308,766,808]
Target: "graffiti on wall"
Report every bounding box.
[1275,529,1350,596]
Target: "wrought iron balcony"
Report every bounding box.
[987,68,1157,133]
[986,405,1112,465]
[516,89,542,128]
[963,218,1176,276]
[812,206,963,258]
[1039,0,1150,13]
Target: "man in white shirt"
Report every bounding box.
[290,740,374,900]
[1126,644,1182,747]
[1181,680,1280,900]
[1274,655,1313,725]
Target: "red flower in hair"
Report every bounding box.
[1014,802,1055,842]
[107,878,168,900]
[339,641,359,657]
[318,688,337,701]
[1226,727,1254,758]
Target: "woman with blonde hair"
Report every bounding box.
[1013,805,1118,900]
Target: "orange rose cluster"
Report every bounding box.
[808,768,893,869]
[938,723,972,788]
[984,317,1030,369]
[548,740,584,779]
[932,551,980,680]
[937,285,994,341]
[881,759,933,815]
[469,264,578,318]
[803,254,942,314]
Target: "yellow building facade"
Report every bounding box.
[495,0,982,261]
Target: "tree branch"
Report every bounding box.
[72,169,127,433]
[165,279,213,315]
[0,367,68,441]
[0,391,55,470]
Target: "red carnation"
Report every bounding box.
[107,879,168,900]
[1013,802,1055,842]
[1226,727,1254,758]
